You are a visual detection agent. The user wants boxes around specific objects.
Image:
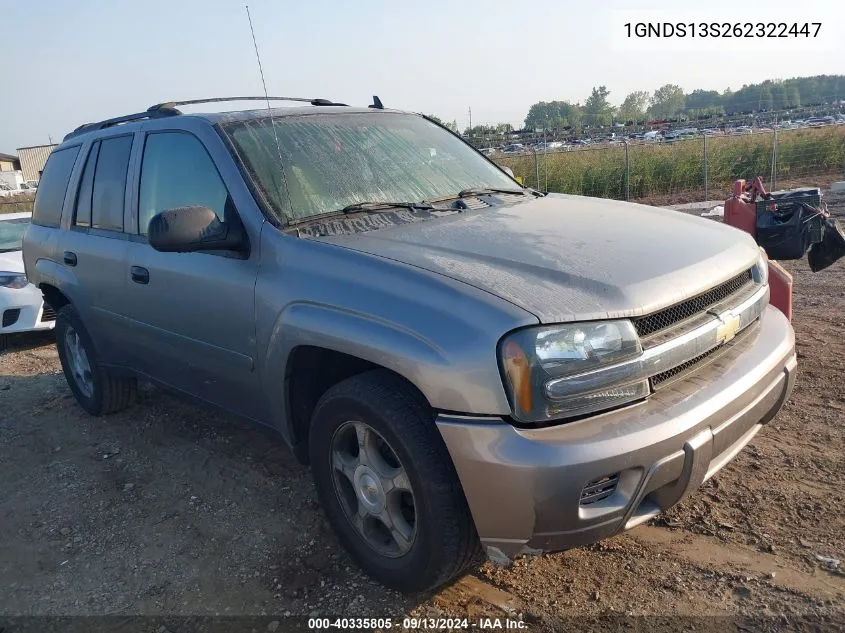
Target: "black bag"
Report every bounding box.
[808,217,845,272]
[756,202,815,260]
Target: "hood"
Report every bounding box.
[313,194,760,324]
[0,249,24,274]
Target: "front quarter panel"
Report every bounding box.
[256,227,537,438]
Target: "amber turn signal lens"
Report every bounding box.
[502,340,532,415]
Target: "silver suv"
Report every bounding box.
[23,97,796,592]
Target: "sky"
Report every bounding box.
[1,0,842,151]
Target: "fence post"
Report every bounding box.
[624,140,630,201]
[703,134,708,201]
[771,127,778,191]
[533,149,540,190]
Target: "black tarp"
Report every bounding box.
[808,217,845,272]
[756,202,819,261]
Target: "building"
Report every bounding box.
[17,144,57,182]
[0,152,19,172]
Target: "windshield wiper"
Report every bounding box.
[340,201,433,214]
[457,187,527,198]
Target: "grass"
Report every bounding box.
[496,125,845,200]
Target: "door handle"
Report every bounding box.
[63,251,77,266]
[130,266,150,285]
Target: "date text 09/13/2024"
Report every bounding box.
[624,22,822,38]
[308,618,528,630]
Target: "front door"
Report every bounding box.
[123,130,263,420]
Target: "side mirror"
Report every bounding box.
[148,206,246,254]
[500,165,516,179]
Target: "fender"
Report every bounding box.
[261,301,453,442]
[261,302,454,442]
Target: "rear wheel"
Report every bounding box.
[55,304,137,416]
[309,370,480,592]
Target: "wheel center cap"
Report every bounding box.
[354,466,386,514]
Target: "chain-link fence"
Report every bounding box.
[495,123,845,204]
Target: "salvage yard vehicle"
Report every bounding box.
[0,212,56,350]
[22,96,796,592]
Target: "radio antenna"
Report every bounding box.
[245,4,290,216]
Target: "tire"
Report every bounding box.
[55,304,137,416]
[309,370,481,593]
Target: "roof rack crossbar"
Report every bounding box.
[148,96,348,111]
[63,107,180,141]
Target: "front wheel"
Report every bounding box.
[309,371,480,592]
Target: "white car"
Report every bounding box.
[1,212,55,348]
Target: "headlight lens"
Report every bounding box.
[0,272,28,289]
[499,320,647,424]
[753,249,769,285]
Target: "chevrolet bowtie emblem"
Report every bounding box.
[716,313,741,344]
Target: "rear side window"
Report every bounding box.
[138,132,228,235]
[31,146,80,227]
[73,142,100,227]
[91,135,133,232]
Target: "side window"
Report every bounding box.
[91,135,133,232]
[73,141,100,227]
[138,132,228,235]
[31,146,81,228]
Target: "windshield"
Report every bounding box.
[0,217,29,252]
[222,112,517,222]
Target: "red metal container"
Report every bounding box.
[723,178,793,322]
[724,179,758,238]
[766,259,793,322]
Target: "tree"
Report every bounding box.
[786,85,801,108]
[427,114,444,125]
[685,89,721,111]
[495,122,514,134]
[584,86,614,126]
[772,83,788,110]
[648,84,685,119]
[524,101,582,130]
[758,86,774,111]
[617,91,650,123]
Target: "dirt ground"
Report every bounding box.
[1,192,844,632]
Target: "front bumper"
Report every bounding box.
[0,285,55,335]
[436,305,796,563]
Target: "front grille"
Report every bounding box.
[2,308,21,328]
[40,304,56,322]
[580,474,620,505]
[634,269,754,338]
[650,345,724,388]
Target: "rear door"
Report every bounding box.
[59,135,135,363]
[122,126,263,419]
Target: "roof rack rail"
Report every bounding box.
[63,107,180,141]
[63,96,350,141]
[148,96,348,111]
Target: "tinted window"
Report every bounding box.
[32,146,80,227]
[91,135,133,231]
[73,142,100,227]
[138,132,228,235]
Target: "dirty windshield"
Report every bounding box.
[222,112,518,222]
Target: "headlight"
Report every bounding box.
[753,249,769,285]
[0,272,28,289]
[499,320,648,424]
